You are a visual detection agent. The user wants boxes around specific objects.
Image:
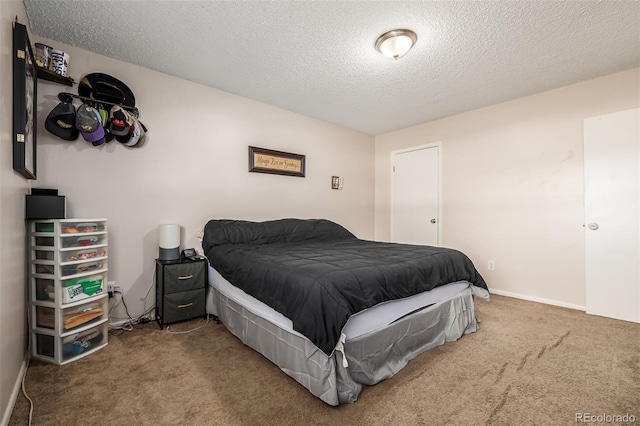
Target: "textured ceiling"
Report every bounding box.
[24,0,640,135]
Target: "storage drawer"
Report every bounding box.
[60,221,106,234]
[163,288,205,324]
[61,323,107,361]
[35,333,55,358]
[60,247,107,262]
[34,323,108,363]
[33,247,107,268]
[60,234,107,249]
[35,278,55,301]
[163,263,205,293]
[34,236,54,247]
[34,259,107,277]
[35,234,107,249]
[33,220,106,234]
[34,249,55,260]
[35,326,107,362]
[35,299,105,331]
[62,274,105,303]
[33,222,55,233]
[60,259,107,277]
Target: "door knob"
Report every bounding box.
[430,219,437,224]
[587,223,599,230]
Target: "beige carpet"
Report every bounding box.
[9,295,640,425]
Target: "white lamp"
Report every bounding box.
[159,224,180,261]
[375,29,418,60]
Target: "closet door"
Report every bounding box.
[584,108,640,323]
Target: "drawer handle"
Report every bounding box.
[177,302,194,309]
[177,275,193,280]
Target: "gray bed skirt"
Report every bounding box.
[208,285,482,405]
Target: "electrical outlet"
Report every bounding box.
[487,260,495,271]
[108,281,116,297]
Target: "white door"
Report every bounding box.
[584,108,640,323]
[391,144,440,246]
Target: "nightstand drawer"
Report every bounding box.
[163,288,205,324]
[163,263,205,293]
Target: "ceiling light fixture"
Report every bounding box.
[375,29,417,60]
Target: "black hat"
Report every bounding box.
[108,105,134,136]
[45,102,79,141]
[78,73,136,107]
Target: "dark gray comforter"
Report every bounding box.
[203,218,488,355]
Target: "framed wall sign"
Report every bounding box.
[249,146,305,177]
[13,22,37,179]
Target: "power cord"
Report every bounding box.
[166,315,210,334]
[22,298,34,426]
[108,269,157,332]
[140,269,156,317]
[20,356,34,426]
[108,286,155,332]
[114,289,133,320]
[109,303,155,322]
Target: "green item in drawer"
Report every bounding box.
[65,278,103,300]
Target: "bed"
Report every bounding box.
[203,218,489,405]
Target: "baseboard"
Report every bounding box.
[490,289,586,311]
[1,358,27,426]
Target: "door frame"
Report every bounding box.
[390,142,443,246]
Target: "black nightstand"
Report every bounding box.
[155,258,207,329]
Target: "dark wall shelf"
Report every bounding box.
[36,66,74,86]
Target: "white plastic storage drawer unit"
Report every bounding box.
[28,219,109,364]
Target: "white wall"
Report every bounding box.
[0,1,32,423]
[34,40,375,321]
[375,68,640,309]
